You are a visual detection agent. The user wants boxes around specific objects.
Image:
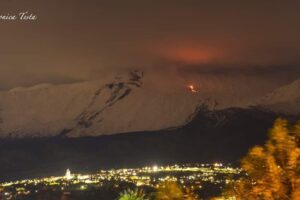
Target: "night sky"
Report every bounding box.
[0,1,299,90]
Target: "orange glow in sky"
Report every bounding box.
[174,48,213,63]
[160,45,223,64]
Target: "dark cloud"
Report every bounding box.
[0,0,299,89]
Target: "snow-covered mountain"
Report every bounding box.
[253,79,300,114]
[0,71,206,138]
[0,70,298,138]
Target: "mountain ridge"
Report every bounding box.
[0,71,204,138]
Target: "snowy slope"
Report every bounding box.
[253,79,300,114]
[0,69,298,138]
[0,71,205,138]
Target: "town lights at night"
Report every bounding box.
[0,163,241,199]
[152,165,159,172]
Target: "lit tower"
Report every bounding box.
[65,169,73,180]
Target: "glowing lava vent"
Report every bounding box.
[187,85,198,93]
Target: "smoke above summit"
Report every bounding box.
[0,1,299,90]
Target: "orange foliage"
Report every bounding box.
[227,119,300,200]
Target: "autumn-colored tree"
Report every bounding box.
[156,181,199,200]
[226,119,300,200]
